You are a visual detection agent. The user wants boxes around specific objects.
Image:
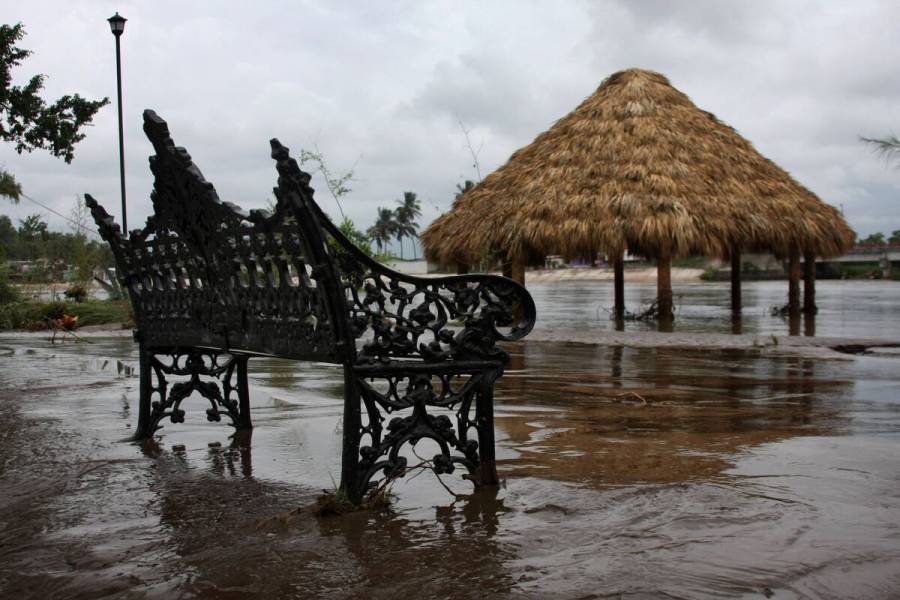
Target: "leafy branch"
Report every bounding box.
[297,145,359,221]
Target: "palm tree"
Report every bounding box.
[366,207,397,255]
[862,133,900,164]
[455,180,476,199]
[394,191,422,260]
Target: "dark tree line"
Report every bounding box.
[858,231,900,246]
[0,213,113,281]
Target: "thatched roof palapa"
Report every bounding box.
[422,69,854,267]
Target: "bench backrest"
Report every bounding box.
[87,110,353,363]
[89,111,537,368]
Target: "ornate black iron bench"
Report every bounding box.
[86,111,536,503]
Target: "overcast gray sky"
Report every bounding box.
[2,0,899,250]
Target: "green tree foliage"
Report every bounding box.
[0,211,112,281]
[889,230,900,244]
[17,213,46,238]
[0,215,16,303]
[298,147,355,220]
[337,217,373,257]
[0,170,21,202]
[0,23,108,202]
[394,191,421,260]
[859,232,886,245]
[366,207,397,255]
[0,214,15,254]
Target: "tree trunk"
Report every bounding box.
[657,248,673,322]
[803,250,816,314]
[456,263,469,275]
[510,255,525,286]
[788,247,801,316]
[731,249,742,313]
[613,252,625,317]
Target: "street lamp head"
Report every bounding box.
[108,13,126,36]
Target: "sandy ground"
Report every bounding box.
[524,266,704,283]
[413,266,704,282]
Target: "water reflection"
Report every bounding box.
[494,343,850,487]
[529,279,900,338]
[788,312,801,336]
[318,487,514,597]
[2,336,899,598]
[658,315,674,333]
[804,313,816,337]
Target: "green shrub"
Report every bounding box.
[700,266,720,281]
[0,301,31,329]
[67,299,132,327]
[0,274,19,304]
[64,284,88,303]
[39,301,68,321]
[0,298,132,330]
[839,263,881,279]
[0,282,18,304]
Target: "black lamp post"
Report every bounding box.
[108,12,127,235]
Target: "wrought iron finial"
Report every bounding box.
[84,194,123,240]
[270,138,313,188]
[143,109,174,155]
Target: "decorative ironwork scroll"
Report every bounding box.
[267,137,536,366]
[350,367,500,494]
[136,347,250,438]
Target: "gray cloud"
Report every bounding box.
[1,0,898,247]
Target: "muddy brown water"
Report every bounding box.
[1,333,900,598]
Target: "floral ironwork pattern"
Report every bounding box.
[138,349,250,437]
[272,154,536,365]
[351,368,499,494]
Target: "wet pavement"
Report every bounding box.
[2,331,900,599]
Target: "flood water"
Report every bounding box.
[530,279,900,339]
[2,321,900,599]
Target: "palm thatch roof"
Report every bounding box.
[422,68,854,265]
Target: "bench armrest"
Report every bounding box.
[319,216,536,365]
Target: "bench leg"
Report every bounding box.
[339,367,363,504]
[340,368,502,501]
[474,369,500,486]
[134,344,155,440]
[132,347,251,439]
[235,356,252,430]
